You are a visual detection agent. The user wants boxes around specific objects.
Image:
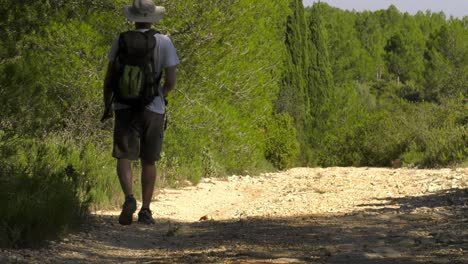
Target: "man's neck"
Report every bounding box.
[135,22,152,30]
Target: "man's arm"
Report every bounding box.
[162,65,177,97]
[101,61,115,122]
[103,61,114,106]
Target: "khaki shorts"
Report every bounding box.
[113,109,165,162]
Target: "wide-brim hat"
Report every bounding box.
[123,0,165,23]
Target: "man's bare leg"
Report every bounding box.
[141,159,156,209]
[138,159,156,224]
[117,159,133,197]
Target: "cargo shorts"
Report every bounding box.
[113,109,165,162]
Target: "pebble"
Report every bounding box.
[416,237,434,246]
[398,239,414,247]
[271,257,303,263]
[375,240,386,246]
[373,247,402,258]
[318,247,333,257]
[376,214,392,220]
[364,253,385,259]
[427,185,443,193]
[434,233,457,244]
[329,252,370,262]
[399,214,421,221]
[199,214,214,221]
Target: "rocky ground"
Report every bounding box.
[1,167,467,263]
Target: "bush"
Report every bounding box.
[363,97,467,167]
[305,84,467,168]
[265,113,300,170]
[0,133,116,248]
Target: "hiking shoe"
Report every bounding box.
[118,195,137,225]
[138,208,155,225]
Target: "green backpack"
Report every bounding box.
[113,29,161,108]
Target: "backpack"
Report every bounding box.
[113,29,161,108]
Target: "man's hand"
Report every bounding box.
[163,66,177,97]
[100,106,113,123]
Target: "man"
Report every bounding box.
[102,0,179,225]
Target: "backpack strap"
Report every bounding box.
[116,29,160,55]
[117,31,130,54]
[143,29,163,93]
[144,29,160,37]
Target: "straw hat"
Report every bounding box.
[123,0,165,23]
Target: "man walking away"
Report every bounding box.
[102,0,180,225]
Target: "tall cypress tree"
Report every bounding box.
[303,3,335,164]
[307,3,334,109]
[276,0,311,163]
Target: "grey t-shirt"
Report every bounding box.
[108,29,180,114]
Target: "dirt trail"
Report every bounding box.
[2,167,467,263]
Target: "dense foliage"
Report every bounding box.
[0,0,466,247]
[281,3,467,167]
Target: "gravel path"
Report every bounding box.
[2,167,467,263]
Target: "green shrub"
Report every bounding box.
[305,86,467,168]
[0,133,116,248]
[364,97,467,167]
[413,126,467,167]
[402,143,426,166]
[265,113,300,170]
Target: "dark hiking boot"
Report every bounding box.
[119,195,137,225]
[138,208,155,225]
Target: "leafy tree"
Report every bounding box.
[322,7,375,84]
[355,11,386,81]
[384,27,425,85]
[157,0,290,175]
[424,20,468,101]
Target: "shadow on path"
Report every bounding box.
[36,188,467,264]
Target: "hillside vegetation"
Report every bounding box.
[0,0,466,247]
